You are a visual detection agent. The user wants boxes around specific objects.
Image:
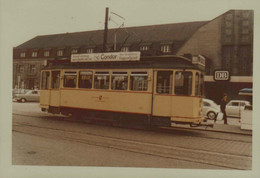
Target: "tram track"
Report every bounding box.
[12,120,251,170]
[12,113,252,143]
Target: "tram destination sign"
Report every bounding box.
[214,70,230,81]
[71,52,140,62]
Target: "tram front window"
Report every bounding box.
[64,72,77,88]
[111,72,128,90]
[195,72,199,96]
[130,72,148,91]
[94,72,110,89]
[79,71,92,89]
[156,71,173,94]
[200,74,204,96]
[41,71,50,89]
[174,71,192,95]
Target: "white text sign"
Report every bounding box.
[71,52,140,62]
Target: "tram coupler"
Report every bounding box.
[190,122,214,128]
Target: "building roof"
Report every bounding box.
[15,21,208,50]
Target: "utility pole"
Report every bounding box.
[103,7,109,52]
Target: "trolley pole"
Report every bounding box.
[103,7,109,52]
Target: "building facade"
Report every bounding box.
[13,10,253,102]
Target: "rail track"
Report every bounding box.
[12,113,252,142]
[12,113,252,169]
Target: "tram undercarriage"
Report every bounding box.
[43,106,213,128]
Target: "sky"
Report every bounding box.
[1,0,260,177]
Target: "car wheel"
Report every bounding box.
[21,98,26,103]
[207,111,217,120]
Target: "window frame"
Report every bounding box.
[44,51,50,57]
[57,49,64,57]
[156,71,173,94]
[78,71,93,89]
[51,71,61,89]
[94,71,110,90]
[41,71,50,89]
[63,71,77,88]
[32,51,38,57]
[174,71,193,96]
[111,72,128,90]
[130,71,148,91]
[20,52,26,58]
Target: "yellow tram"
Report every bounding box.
[40,52,205,127]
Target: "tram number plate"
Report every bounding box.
[214,70,230,81]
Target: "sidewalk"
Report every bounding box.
[172,118,252,135]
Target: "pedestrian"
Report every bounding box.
[220,93,228,124]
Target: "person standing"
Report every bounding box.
[220,93,228,124]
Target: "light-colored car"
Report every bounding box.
[202,99,220,120]
[14,90,40,103]
[226,100,251,118]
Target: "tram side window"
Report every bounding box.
[111,72,128,90]
[51,71,60,89]
[200,74,204,96]
[79,71,92,89]
[156,71,173,94]
[94,72,110,89]
[41,71,50,89]
[195,73,200,96]
[130,72,148,91]
[64,72,77,88]
[174,71,192,95]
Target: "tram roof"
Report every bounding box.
[43,55,204,71]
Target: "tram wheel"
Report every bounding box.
[207,111,217,120]
[20,98,26,103]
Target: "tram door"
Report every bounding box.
[49,71,61,107]
[152,71,173,117]
[40,71,51,107]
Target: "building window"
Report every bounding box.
[16,65,23,73]
[226,13,233,20]
[242,11,250,19]
[140,46,149,51]
[29,64,36,73]
[241,35,249,42]
[111,72,128,90]
[32,52,37,57]
[44,51,50,57]
[225,28,232,35]
[130,72,148,91]
[121,47,129,52]
[71,49,78,54]
[161,45,171,53]
[225,21,232,28]
[94,72,110,89]
[20,52,26,58]
[63,71,77,88]
[57,50,63,56]
[242,20,249,26]
[86,48,93,54]
[241,28,249,34]
[78,71,93,89]
[174,71,192,96]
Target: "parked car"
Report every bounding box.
[202,99,220,120]
[13,90,40,103]
[226,100,251,118]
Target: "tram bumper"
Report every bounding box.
[190,122,214,128]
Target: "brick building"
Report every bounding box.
[13,9,253,101]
